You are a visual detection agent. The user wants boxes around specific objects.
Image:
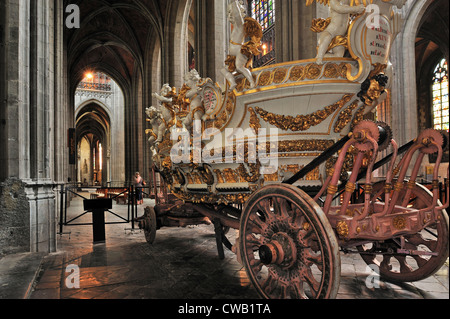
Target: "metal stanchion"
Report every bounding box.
[59,184,64,235]
[58,184,71,238]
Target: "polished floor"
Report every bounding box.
[23,192,449,300]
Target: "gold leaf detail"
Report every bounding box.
[273,68,288,84]
[334,100,360,133]
[289,65,306,81]
[255,94,354,131]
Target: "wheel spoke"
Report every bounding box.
[250,258,263,273]
[261,271,278,296]
[257,200,276,223]
[394,255,413,274]
[303,268,320,298]
[248,213,266,233]
[291,280,307,299]
[306,250,323,271]
[407,233,438,252]
[380,255,393,272]
[246,233,264,250]
[272,197,290,220]
[411,254,431,268]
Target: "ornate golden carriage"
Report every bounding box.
[139,0,449,299]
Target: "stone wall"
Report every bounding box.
[0,179,30,256]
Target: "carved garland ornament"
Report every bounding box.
[334,99,360,133]
[254,94,354,131]
[248,107,261,134]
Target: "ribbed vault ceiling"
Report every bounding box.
[65,0,167,94]
[415,0,449,76]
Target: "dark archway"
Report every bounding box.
[76,102,111,186]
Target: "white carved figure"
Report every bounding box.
[309,0,365,65]
[152,83,173,105]
[221,0,261,91]
[145,106,165,154]
[152,84,178,131]
[182,69,205,130]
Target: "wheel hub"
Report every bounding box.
[259,232,297,269]
[138,218,148,231]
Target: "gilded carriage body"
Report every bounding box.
[153,0,405,205]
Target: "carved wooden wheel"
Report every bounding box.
[239,184,341,299]
[139,206,157,244]
[357,182,449,282]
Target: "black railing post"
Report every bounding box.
[64,185,69,225]
[59,184,65,234]
[127,186,131,223]
[131,185,135,230]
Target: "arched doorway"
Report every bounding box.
[75,71,126,186]
[76,101,111,186]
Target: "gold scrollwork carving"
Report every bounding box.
[254,94,354,131]
[334,99,360,133]
[264,171,279,182]
[277,139,334,152]
[322,62,349,79]
[248,107,261,134]
[257,70,274,87]
[237,162,262,183]
[223,168,240,183]
[289,65,306,82]
[214,169,225,184]
[393,216,407,230]
[351,104,367,129]
[336,221,350,238]
[236,62,351,93]
[273,68,288,84]
[323,63,339,79]
[197,165,215,185]
[305,63,323,80]
[311,17,331,33]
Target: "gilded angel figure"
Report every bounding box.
[221,0,263,91]
[307,0,365,64]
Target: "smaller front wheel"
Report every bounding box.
[139,206,157,244]
[239,184,341,299]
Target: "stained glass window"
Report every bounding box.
[249,0,276,67]
[432,59,449,132]
[250,0,275,32]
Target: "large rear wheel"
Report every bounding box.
[239,184,341,299]
[357,182,449,282]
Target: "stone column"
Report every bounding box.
[390,0,432,146]
[0,0,62,255]
[194,0,227,84]
[275,0,317,63]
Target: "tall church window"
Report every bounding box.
[250,0,275,31]
[248,0,276,67]
[432,58,449,132]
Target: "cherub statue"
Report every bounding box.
[145,106,165,154]
[307,0,365,64]
[152,83,178,129]
[221,0,263,91]
[181,69,205,131]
